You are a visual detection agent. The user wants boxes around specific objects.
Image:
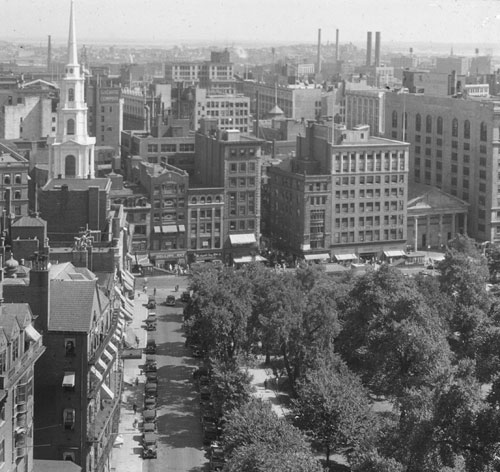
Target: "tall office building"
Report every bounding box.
[385,92,500,241]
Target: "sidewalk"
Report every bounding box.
[248,366,289,418]
[110,290,149,472]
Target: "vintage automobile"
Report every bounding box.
[146,371,158,384]
[143,409,157,424]
[145,338,156,354]
[145,382,158,398]
[147,296,156,309]
[145,314,157,331]
[145,355,157,372]
[165,295,176,306]
[142,432,158,459]
[209,443,226,471]
[144,396,157,410]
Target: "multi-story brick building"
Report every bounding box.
[344,88,386,136]
[384,92,500,242]
[0,281,44,472]
[195,119,263,263]
[0,143,30,218]
[266,123,409,261]
[4,255,126,472]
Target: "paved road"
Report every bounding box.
[143,276,206,472]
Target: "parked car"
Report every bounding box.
[146,371,158,383]
[200,386,211,401]
[165,295,176,306]
[144,396,157,410]
[203,423,218,445]
[181,291,191,303]
[142,433,158,459]
[143,421,156,433]
[145,382,158,398]
[147,296,156,309]
[143,409,157,424]
[145,338,156,354]
[145,314,157,331]
[209,443,226,471]
[145,355,157,372]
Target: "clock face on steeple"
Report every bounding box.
[48,0,96,181]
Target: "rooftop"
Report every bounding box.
[43,178,111,191]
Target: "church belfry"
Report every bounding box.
[48,0,95,180]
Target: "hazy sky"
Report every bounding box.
[2,0,500,47]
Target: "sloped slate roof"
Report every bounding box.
[11,216,46,228]
[49,280,96,332]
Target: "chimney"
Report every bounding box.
[366,32,372,66]
[375,31,381,67]
[335,29,340,62]
[317,28,322,74]
[47,35,52,73]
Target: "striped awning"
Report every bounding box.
[304,253,330,261]
[121,305,133,322]
[101,383,114,400]
[90,366,103,381]
[102,349,113,363]
[107,340,118,354]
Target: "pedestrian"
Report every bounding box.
[133,403,137,414]
[134,376,139,386]
[133,418,138,429]
[264,379,268,390]
[153,287,157,296]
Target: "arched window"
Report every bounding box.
[200,197,205,204]
[480,122,487,141]
[14,191,21,200]
[426,115,432,133]
[3,175,10,185]
[65,155,76,177]
[391,111,398,128]
[415,114,421,132]
[464,120,471,139]
[67,119,75,135]
[14,174,21,184]
[68,88,74,102]
[452,118,458,137]
[437,116,443,135]
[191,197,197,204]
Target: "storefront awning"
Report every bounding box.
[229,233,257,246]
[162,225,177,234]
[107,340,118,354]
[25,324,41,342]
[101,382,114,400]
[62,372,75,388]
[234,255,267,264]
[304,253,330,261]
[121,305,133,322]
[90,366,103,381]
[97,358,108,372]
[334,253,357,261]
[121,269,135,291]
[178,224,186,232]
[102,349,113,363]
[384,250,406,258]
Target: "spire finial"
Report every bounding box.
[68,0,78,66]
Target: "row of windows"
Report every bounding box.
[335,187,405,199]
[335,174,405,185]
[334,215,405,228]
[229,162,256,173]
[3,174,22,185]
[148,143,195,153]
[190,195,223,205]
[190,222,221,234]
[190,209,222,219]
[228,177,256,188]
[392,111,488,141]
[229,219,255,231]
[335,201,404,213]
[190,238,221,250]
[334,229,404,243]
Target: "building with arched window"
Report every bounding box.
[386,91,500,243]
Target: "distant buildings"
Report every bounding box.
[0,143,30,218]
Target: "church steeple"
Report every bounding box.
[47,0,95,181]
[68,0,79,68]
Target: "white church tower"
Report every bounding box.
[48,0,95,180]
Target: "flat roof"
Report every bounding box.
[43,178,111,191]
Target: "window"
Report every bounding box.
[392,111,398,128]
[437,116,443,135]
[415,113,421,132]
[230,163,237,172]
[480,122,487,141]
[452,118,458,137]
[464,120,470,139]
[14,191,21,200]
[0,351,5,375]
[12,337,19,361]
[426,115,432,133]
[65,339,76,356]
[66,118,75,135]
[63,409,75,430]
[68,88,74,102]
[3,175,10,185]
[65,155,76,177]
[14,174,21,184]
[179,143,194,152]
[161,144,176,152]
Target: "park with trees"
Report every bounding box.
[184,235,500,471]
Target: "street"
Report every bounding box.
[113,275,206,472]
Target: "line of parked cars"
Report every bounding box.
[142,353,158,459]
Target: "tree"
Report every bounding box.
[292,356,375,466]
[485,243,500,283]
[209,358,254,416]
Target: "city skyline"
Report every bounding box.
[3,0,500,51]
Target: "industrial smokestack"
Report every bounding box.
[47,35,52,73]
[366,32,372,66]
[335,29,339,62]
[317,28,322,74]
[375,31,381,67]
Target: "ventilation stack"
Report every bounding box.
[335,29,339,62]
[47,35,52,73]
[366,32,372,66]
[375,31,381,67]
[317,28,322,74]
